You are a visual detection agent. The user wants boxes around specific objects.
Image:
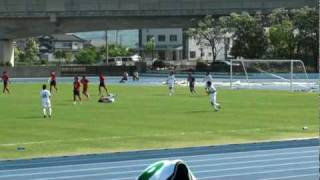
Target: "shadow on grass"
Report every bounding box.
[185,110,213,114]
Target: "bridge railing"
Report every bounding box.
[0,0,316,16]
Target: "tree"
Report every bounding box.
[291,7,318,70]
[268,8,296,59]
[75,47,98,64]
[54,50,66,62]
[186,15,227,62]
[24,38,39,64]
[227,12,268,59]
[144,37,156,60]
[99,44,132,61]
[65,52,73,64]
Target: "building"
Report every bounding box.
[140,28,183,61]
[188,33,233,61]
[38,34,88,62]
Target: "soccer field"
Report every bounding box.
[0,84,317,159]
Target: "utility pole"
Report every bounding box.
[105,30,109,65]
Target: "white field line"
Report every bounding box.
[0,144,316,172]
[0,129,317,147]
[0,151,316,177]
[198,166,317,179]
[0,146,316,173]
[31,164,317,180]
[258,173,317,180]
[0,155,316,178]
[0,128,269,147]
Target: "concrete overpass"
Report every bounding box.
[0,0,316,66]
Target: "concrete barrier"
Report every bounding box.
[0,63,146,78]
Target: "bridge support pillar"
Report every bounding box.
[0,40,14,67]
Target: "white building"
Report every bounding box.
[140,28,183,61]
[188,34,232,61]
[140,28,232,62]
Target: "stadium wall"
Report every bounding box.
[0,63,146,78]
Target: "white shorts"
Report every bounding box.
[209,93,217,103]
[42,100,51,108]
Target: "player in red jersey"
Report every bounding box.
[73,76,82,104]
[49,71,58,93]
[99,73,109,95]
[1,71,10,94]
[80,76,89,99]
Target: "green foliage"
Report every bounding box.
[54,51,66,60]
[227,12,268,59]
[16,38,40,64]
[186,15,228,62]
[152,60,165,69]
[24,38,40,63]
[75,47,98,64]
[99,44,132,59]
[144,38,156,59]
[291,7,318,67]
[195,61,209,71]
[268,9,296,58]
[65,52,74,64]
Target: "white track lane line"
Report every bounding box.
[0,147,316,173]
[0,155,316,178]
[0,146,316,169]
[197,166,317,179]
[15,160,317,180]
[257,173,318,180]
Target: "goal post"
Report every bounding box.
[229,59,310,91]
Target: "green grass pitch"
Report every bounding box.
[0,84,317,159]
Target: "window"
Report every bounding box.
[158,51,166,60]
[208,53,212,57]
[146,35,154,42]
[170,35,177,42]
[62,42,72,47]
[190,51,196,58]
[158,35,166,42]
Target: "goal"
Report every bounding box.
[229,59,312,91]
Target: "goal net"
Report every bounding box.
[229,59,315,91]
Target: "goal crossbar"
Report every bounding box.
[229,59,309,91]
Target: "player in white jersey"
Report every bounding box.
[167,72,176,96]
[137,160,197,180]
[207,81,221,111]
[203,72,213,94]
[40,84,52,118]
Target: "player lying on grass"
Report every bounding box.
[167,71,176,96]
[98,94,115,103]
[73,76,82,104]
[49,71,58,93]
[99,73,109,95]
[40,84,52,118]
[1,71,10,94]
[137,160,197,180]
[207,81,221,111]
[80,76,89,99]
[187,72,196,94]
